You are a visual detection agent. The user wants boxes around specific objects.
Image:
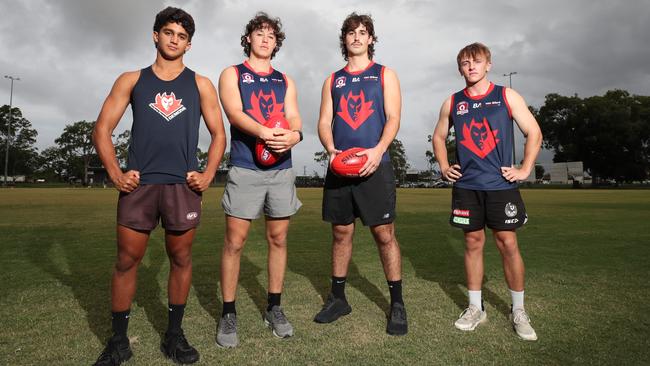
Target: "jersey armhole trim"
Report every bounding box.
[502,87,513,119]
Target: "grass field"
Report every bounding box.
[1,188,649,365]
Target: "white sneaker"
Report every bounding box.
[510,307,538,341]
[454,304,487,331]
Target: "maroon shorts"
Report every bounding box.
[117,184,202,231]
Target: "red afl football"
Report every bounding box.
[330,147,367,177]
[255,115,290,166]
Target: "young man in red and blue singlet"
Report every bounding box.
[433,42,542,341]
[314,12,407,336]
[216,12,303,347]
[92,7,226,365]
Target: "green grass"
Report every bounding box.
[1,188,649,365]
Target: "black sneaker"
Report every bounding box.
[386,302,408,336]
[160,330,199,364]
[314,293,352,323]
[93,335,132,366]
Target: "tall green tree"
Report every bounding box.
[535,90,650,181]
[219,152,230,170]
[113,129,130,169]
[35,147,66,181]
[55,120,98,184]
[426,131,456,174]
[389,138,410,183]
[0,105,39,176]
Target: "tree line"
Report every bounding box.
[0,111,228,184]
[3,89,649,184]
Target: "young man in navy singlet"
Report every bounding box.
[314,12,407,336]
[432,42,542,341]
[92,7,226,365]
[215,12,303,347]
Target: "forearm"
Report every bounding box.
[519,134,541,173]
[203,133,227,177]
[376,117,399,153]
[93,128,122,181]
[226,110,265,139]
[318,120,336,152]
[432,135,450,170]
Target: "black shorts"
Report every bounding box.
[450,186,527,231]
[117,183,202,231]
[322,162,396,226]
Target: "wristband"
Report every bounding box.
[293,130,303,142]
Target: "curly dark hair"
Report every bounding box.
[339,12,377,61]
[153,7,195,41]
[241,12,285,59]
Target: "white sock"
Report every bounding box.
[510,289,524,310]
[468,290,482,310]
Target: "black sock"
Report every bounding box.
[267,293,281,311]
[222,301,236,317]
[111,310,130,339]
[331,276,347,299]
[167,303,185,336]
[388,280,403,305]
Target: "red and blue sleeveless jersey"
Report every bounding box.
[128,66,200,184]
[229,61,291,170]
[330,62,389,162]
[449,83,515,190]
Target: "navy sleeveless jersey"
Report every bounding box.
[127,66,201,184]
[330,62,389,162]
[450,83,515,190]
[229,62,291,170]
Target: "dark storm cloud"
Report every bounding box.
[1,0,649,173]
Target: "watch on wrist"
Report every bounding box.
[293,130,303,142]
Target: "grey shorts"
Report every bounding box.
[117,183,202,231]
[221,166,302,219]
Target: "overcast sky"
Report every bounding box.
[2,0,649,175]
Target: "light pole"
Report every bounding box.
[503,72,517,164]
[4,75,20,187]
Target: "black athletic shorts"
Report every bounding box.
[322,162,396,226]
[117,183,202,231]
[450,186,527,231]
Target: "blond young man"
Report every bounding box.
[432,42,542,341]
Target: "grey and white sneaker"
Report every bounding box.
[216,313,239,348]
[510,307,538,341]
[454,304,487,331]
[264,305,294,338]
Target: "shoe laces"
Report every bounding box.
[174,332,190,348]
[512,309,531,325]
[391,305,406,321]
[459,305,481,320]
[221,315,237,333]
[322,295,337,309]
[271,306,288,323]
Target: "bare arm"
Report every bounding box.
[186,74,227,192]
[317,75,340,160]
[359,67,401,177]
[501,88,543,182]
[92,71,140,192]
[218,66,275,141]
[265,74,303,153]
[433,96,462,182]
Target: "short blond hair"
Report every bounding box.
[456,42,491,68]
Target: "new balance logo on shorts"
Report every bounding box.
[186,212,198,220]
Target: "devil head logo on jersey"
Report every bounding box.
[149,92,186,122]
[337,90,374,130]
[247,90,284,124]
[460,117,499,159]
